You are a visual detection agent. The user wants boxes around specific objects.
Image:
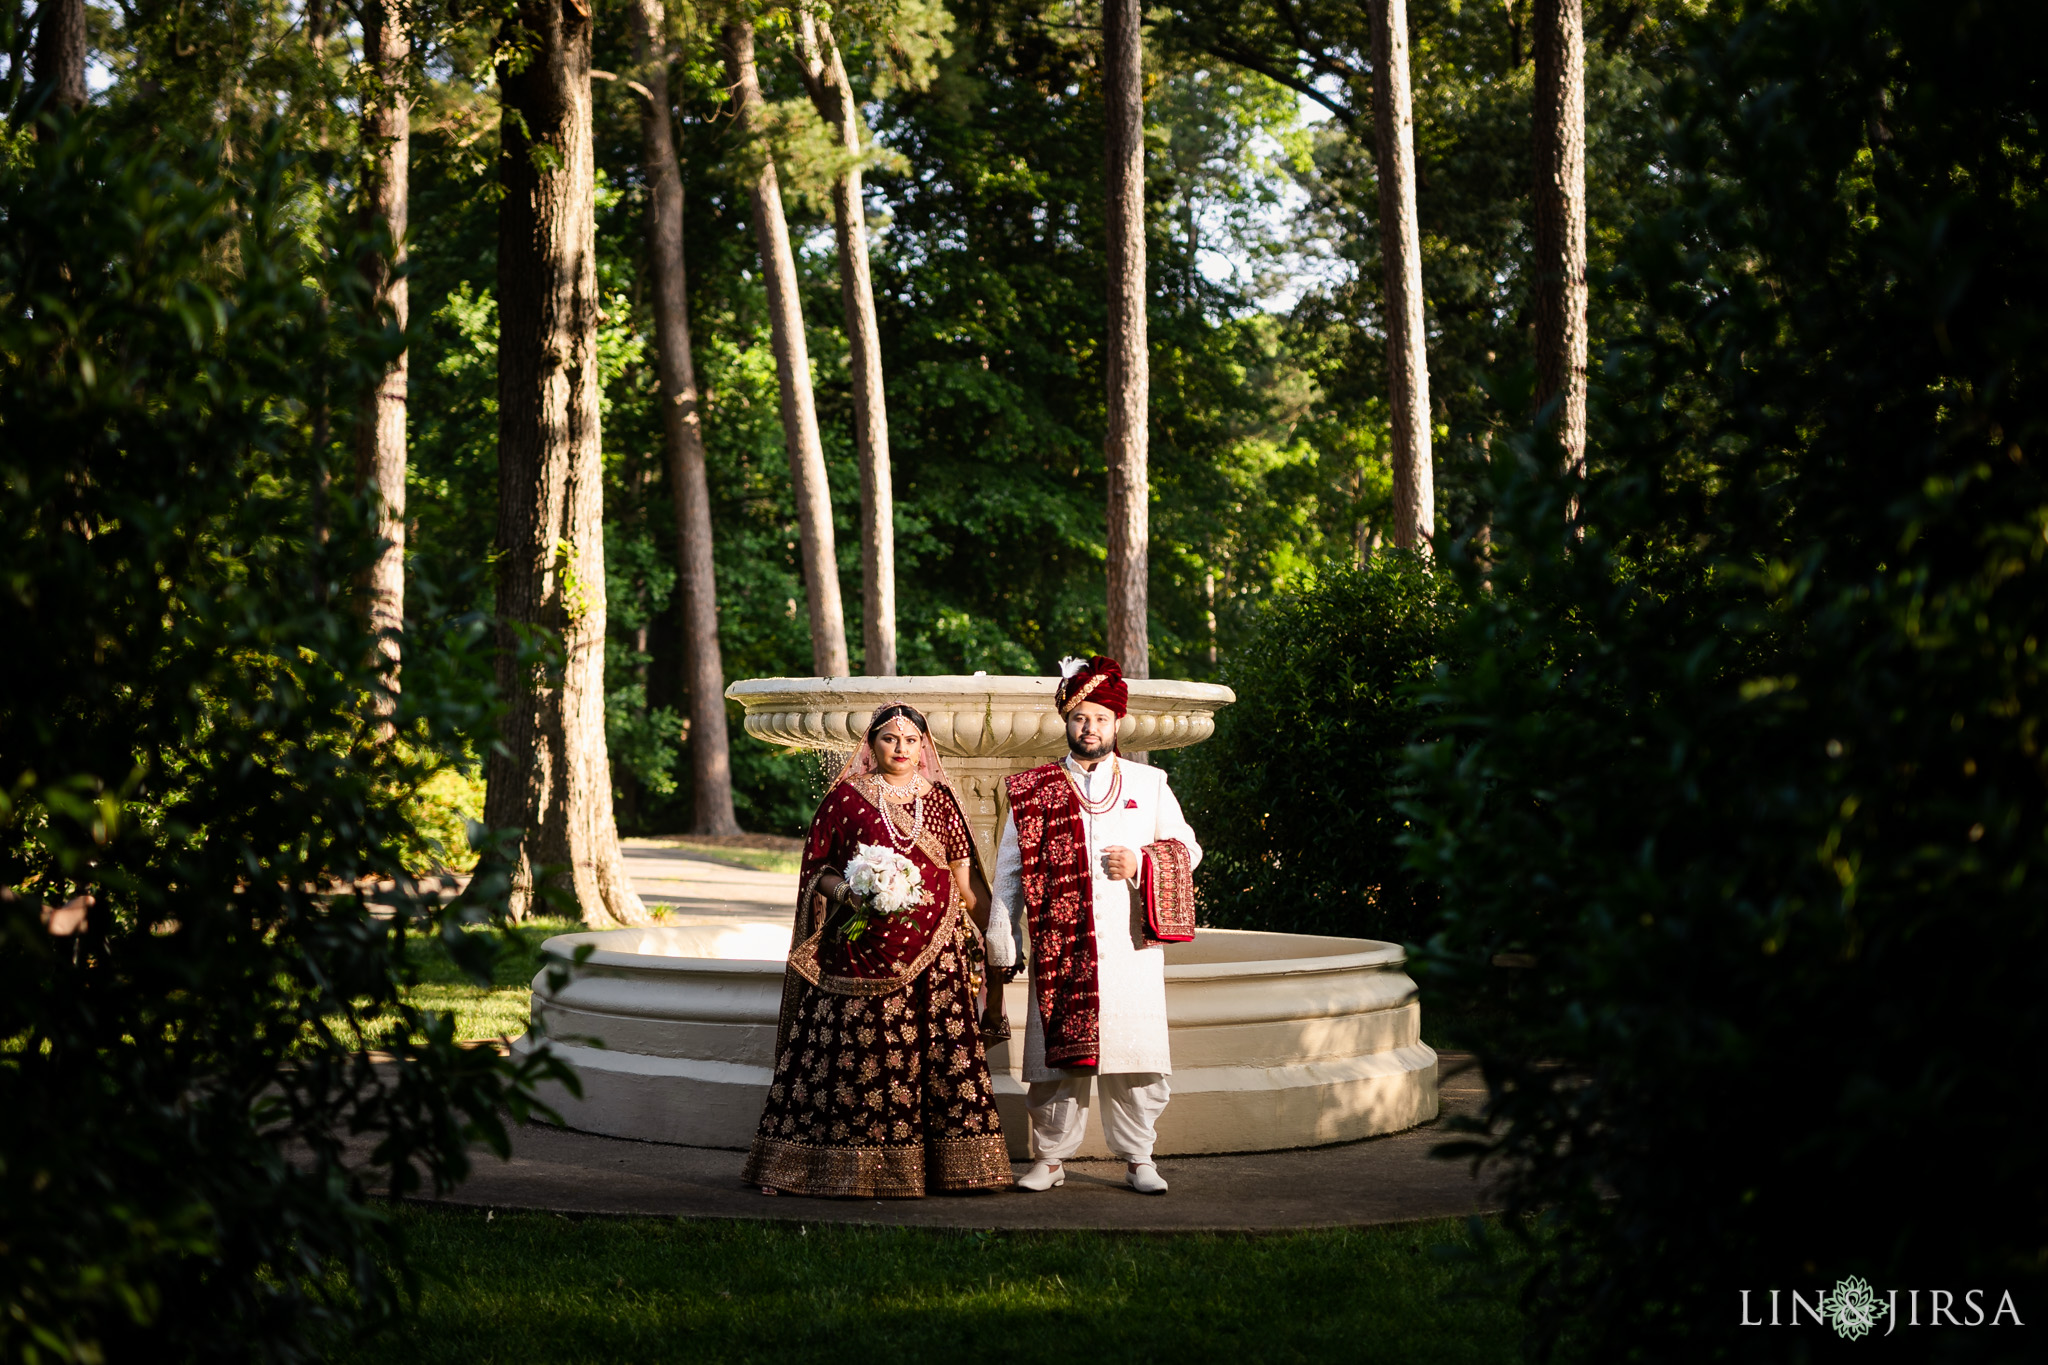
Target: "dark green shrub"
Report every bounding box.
[1404,1,2048,1357]
[1173,554,1464,944]
[0,122,567,1362]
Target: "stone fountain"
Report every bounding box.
[514,675,1439,1158]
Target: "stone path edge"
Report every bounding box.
[402,1054,1501,1233]
[407,1193,1499,1239]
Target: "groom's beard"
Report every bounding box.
[1067,733,1114,762]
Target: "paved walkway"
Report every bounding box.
[618,838,796,923]
[432,1054,1498,1231]
[428,840,1506,1232]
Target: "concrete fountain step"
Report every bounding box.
[427,1053,1496,1231]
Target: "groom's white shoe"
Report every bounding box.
[1126,1162,1168,1195]
[1015,1159,1065,1192]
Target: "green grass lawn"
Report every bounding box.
[397,917,582,1042]
[335,1207,1523,1365]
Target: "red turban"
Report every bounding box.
[1055,655,1128,718]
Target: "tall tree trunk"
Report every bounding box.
[723,19,849,679]
[627,0,739,835]
[1103,0,1149,678]
[30,0,87,118]
[1370,0,1435,552]
[1532,0,1589,481]
[356,0,408,726]
[485,0,650,927]
[794,15,895,677]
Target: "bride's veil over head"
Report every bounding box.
[829,701,954,792]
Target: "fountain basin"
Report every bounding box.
[513,923,1438,1157]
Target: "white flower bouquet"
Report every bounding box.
[838,842,931,941]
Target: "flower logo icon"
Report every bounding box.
[1822,1275,1883,1341]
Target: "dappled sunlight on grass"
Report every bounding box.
[335,1208,1523,1364]
[379,918,582,1043]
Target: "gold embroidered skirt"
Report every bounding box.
[743,924,1012,1198]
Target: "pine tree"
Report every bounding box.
[627,0,740,833]
[724,17,849,679]
[485,0,651,925]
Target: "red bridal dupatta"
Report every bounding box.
[785,779,970,987]
[773,730,986,1052]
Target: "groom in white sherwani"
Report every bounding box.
[986,655,1202,1195]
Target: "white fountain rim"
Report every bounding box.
[725,674,1236,705]
[535,926,1405,978]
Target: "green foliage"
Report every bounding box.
[0,119,569,1362]
[397,0,1714,838]
[1159,0,1689,536]
[392,746,489,874]
[388,1,1393,832]
[1403,1,2048,1356]
[872,4,1372,678]
[1173,556,1464,944]
[334,1207,1522,1364]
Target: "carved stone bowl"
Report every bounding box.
[724,674,1237,867]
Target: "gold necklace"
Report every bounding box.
[1064,757,1122,815]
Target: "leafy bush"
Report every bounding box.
[1404,1,2048,1357]
[1173,554,1464,944]
[391,746,488,875]
[0,121,566,1362]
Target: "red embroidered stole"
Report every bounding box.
[1005,763,1100,1069]
[1140,838,1196,942]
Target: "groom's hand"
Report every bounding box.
[1100,846,1140,882]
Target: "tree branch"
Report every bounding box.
[1273,0,1369,88]
[1195,33,1362,132]
[786,11,840,129]
[590,66,657,106]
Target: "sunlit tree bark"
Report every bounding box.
[1370,0,1434,552]
[356,0,409,726]
[485,0,651,926]
[724,18,849,679]
[793,12,895,676]
[1532,0,1589,481]
[1104,0,1149,675]
[628,0,740,833]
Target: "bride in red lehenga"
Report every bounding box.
[742,702,1013,1197]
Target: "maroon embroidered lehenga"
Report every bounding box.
[742,771,1012,1197]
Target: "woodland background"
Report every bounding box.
[11,1,2044,1361]
[8,0,1683,837]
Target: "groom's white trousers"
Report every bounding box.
[1025,1072,1171,1163]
